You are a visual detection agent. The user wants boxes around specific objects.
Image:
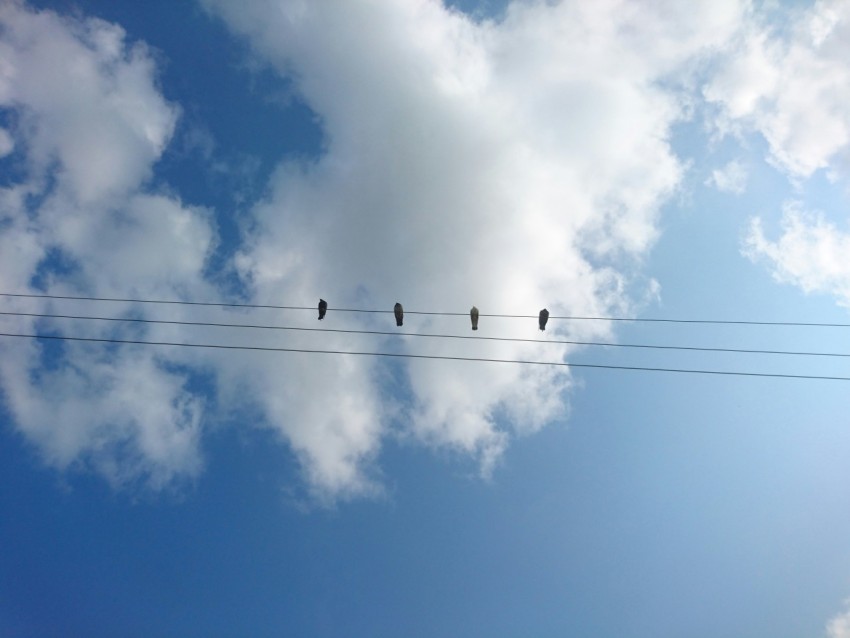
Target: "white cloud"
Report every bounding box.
[827,599,850,638]
[743,202,850,308]
[0,1,215,491]
[704,1,850,315]
[200,0,742,495]
[0,1,178,205]
[0,337,204,489]
[704,0,850,179]
[707,159,748,193]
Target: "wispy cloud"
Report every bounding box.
[701,0,850,317]
[827,598,850,638]
[743,202,850,308]
[704,0,850,179]
[706,159,748,193]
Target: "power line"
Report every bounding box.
[3,310,850,359]
[3,291,850,327]
[0,291,309,311]
[1,332,848,381]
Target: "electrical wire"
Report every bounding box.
[2,310,850,359]
[3,291,850,327]
[0,332,848,381]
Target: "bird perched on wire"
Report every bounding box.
[470,306,479,330]
[539,308,549,331]
[394,302,404,327]
[318,299,327,320]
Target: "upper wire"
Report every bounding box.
[2,291,850,327]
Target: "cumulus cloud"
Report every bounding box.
[706,159,748,193]
[199,0,742,495]
[743,202,850,308]
[704,0,850,179]
[827,599,850,638]
[0,1,214,489]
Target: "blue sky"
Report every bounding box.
[2,0,850,636]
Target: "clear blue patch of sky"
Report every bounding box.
[0,109,30,188]
[609,101,850,636]
[29,247,80,292]
[444,0,511,21]
[4,357,846,637]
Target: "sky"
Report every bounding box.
[1,0,850,635]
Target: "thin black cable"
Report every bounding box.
[3,310,850,359]
[1,332,848,381]
[0,291,309,311]
[3,291,849,327]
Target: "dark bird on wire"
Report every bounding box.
[470,306,479,331]
[539,308,549,331]
[318,299,327,320]
[394,302,404,327]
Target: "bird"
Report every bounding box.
[470,306,479,331]
[394,302,404,327]
[538,308,549,331]
[318,299,327,320]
